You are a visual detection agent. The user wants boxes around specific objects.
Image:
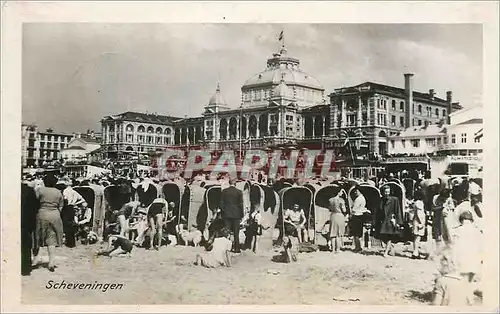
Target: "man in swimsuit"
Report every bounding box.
[116,200,141,238]
[146,198,168,250]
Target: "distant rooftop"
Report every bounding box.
[102,111,183,125]
[455,118,483,126]
[391,123,447,138]
[64,146,86,151]
[77,134,100,144]
[330,81,463,110]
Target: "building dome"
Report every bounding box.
[242,46,323,91]
[208,83,227,106]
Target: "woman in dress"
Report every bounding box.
[328,190,347,253]
[375,185,404,257]
[32,174,64,272]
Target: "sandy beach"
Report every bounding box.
[22,240,441,305]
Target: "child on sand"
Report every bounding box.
[195,228,233,268]
[432,248,472,306]
[96,234,133,257]
[242,208,267,253]
[272,236,298,263]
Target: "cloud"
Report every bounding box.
[22,23,482,133]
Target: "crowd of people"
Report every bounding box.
[20,165,484,306]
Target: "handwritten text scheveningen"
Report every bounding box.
[46,280,124,292]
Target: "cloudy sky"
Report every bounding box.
[22,23,482,133]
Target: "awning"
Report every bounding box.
[474,128,483,140]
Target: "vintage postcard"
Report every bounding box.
[1,1,499,312]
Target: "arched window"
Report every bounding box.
[400,101,404,112]
[147,126,154,133]
[442,109,447,117]
[156,127,163,134]
[391,100,396,110]
[435,108,439,117]
[126,124,134,132]
[164,128,171,135]
[138,125,145,133]
[417,104,422,114]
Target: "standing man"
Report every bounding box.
[57,177,86,248]
[21,181,39,276]
[219,177,244,253]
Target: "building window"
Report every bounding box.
[418,119,422,126]
[383,100,387,110]
[390,140,395,149]
[400,101,404,112]
[426,138,436,147]
[377,99,380,109]
[402,139,406,148]
[411,139,420,148]
[474,136,480,143]
[437,138,442,145]
[391,100,396,110]
[451,134,456,144]
[442,109,447,117]
[417,104,422,114]
[400,116,404,127]
[435,108,439,118]
[391,115,396,126]
[461,133,467,143]
[412,119,415,126]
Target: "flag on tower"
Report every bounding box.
[279,30,284,41]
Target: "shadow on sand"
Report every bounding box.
[406,290,433,304]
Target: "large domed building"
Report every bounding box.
[100,36,331,158]
[241,45,325,108]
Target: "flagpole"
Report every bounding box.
[349,142,356,166]
[346,137,355,166]
[239,104,243,159]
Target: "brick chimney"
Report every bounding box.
[446,91,452,124]
[404,73,414,128]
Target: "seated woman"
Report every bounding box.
[195,228,233,268]
[96,234,133,257]
[284,204,308,243]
